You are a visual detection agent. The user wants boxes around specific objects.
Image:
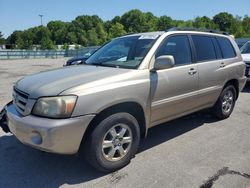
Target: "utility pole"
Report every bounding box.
[39,14,43,26]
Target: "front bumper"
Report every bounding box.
[6,104,95,154]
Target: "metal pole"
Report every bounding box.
[39,15,43,26]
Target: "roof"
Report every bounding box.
[120,29,231,39]
[119,31,165,39]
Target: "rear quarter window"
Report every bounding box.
[216,37,236,59]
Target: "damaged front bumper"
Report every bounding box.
[0,101,12,133]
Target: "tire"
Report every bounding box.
[82,112,140,172]
[211,85,236,120]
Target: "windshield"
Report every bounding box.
[86,35,158,69]
[240,42,250,54]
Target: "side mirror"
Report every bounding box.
[152,55,175,71]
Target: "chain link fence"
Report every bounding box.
[0,46,99,60]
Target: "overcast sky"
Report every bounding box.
[0,0,250,37]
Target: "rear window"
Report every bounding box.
[216,37,236,58]
[191,35,217,62]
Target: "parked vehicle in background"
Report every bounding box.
[236,38,250,48]
[65,55,90,66]
[64,48,98,66]
[241,41,250,81]
[1,28,247,172]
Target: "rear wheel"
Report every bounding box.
[82,112,140,172]
[211,85,236,119]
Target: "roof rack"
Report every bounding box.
[166,27,230,36]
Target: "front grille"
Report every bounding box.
[13,88,29,115]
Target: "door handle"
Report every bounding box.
[220,62,226,68]
[188,68,197,75]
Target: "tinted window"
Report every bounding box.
[217,37,236,58]
[191,35,216,62]
[156,35,192,65]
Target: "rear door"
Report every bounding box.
[191,35,227,106]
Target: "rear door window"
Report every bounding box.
[191,35,217,62]
[216,37,236,59]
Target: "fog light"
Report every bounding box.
[30,131,42,145]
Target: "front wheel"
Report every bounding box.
[82,112,140,172]
[211,85,236,119]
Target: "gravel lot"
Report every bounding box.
[0,58,250,188]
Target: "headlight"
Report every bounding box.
[32,96,77,118]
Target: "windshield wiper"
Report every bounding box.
[91,62,120,68]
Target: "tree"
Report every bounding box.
[120,9,157,33]
[242,16,250,37]
[213,12,235,32]
[175,20,194,28]
[6,30,22,48]
[73,15,103,31]
[230,16,246,38]
[144,12,158,31]
[47,21,68,44]
[111,16,121,24]
[62,43,69,50]
[35,26,51,44]
[0,31,5,45]
[157,16,173,31]
[20,30,34,49]
[76,31,88,46]
[108,22,126,38]
[5,10,250,49]
[8,30,33,49]
[40,38,55,50]
[193,16,217,29]
[16,38,24,49]
[87,29,99,46]
[95,23,108,44]
[65,32,77,44]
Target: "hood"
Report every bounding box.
[242,54,250,62]
[15,65,132,99]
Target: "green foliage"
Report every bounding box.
[86,29,99,46]
[242,16,250,37]
[65,32,78,44]
[108,22,126,38]
[40,38,55,50]
[0,31,5,45]
[193,16,217,29]
[6,10,250,49]
[47,21,68,44]
[62,43,69,50]
[120,9,157,33]
[157,16,173,31]
[213,12,235,32]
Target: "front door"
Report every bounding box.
[150,35,199,125]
